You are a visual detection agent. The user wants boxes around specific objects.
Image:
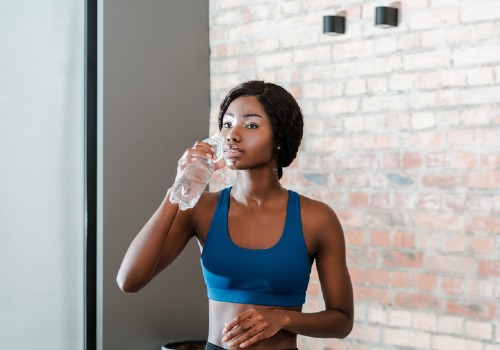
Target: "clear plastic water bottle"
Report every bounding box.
[169,133,224,210]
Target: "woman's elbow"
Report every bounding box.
[338,314,354,339]
[340,319,354,338]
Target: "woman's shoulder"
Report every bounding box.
[196,187,228,209]
[294,191,342,235]
[190,188,230,240]
[193,186,233,216]
[295,192,336,217]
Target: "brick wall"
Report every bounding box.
[209,1,500,349]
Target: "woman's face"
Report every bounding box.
[221,96,275,170]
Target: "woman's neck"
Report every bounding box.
[231,168,285,207]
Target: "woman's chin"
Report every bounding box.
[223,158,238,168]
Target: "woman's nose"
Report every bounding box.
[226,127,241,142]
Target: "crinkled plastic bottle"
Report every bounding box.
[169,133,224,210]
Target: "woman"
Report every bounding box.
[117,81,354,349]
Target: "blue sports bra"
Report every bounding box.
[200,187,311,307]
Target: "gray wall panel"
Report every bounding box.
[98,1,210,349]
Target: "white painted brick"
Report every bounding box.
[413,312,437,332]
[315,62,356,79]
[453,45,500,66]
[350,323,381,342]
[373,37,397,55]
[255,52,293,70]
[422,29,447,47]
[460,2,500,22]
[367,77,388,93]
[432,335,484,350]
[397,32,422,51]
[282,32,319,48]
[388,310,412,327]
[438,315,463,335]
[367,306,388,324]
[293,46,331,64]
[316,98,358,115]
[302,83,324,99]
[410,90,459,109]
[416,71,441,90]
[435,110,460,126]
[357,56,402,76]
[432,0,462,6]
[308,136,348,152]
[447,26,474,45]
[384,329,431,349]
[323,81,344,98]
[461,108,491,126]
[304,119,324,135]
[345,78,366,95]
[405,0,430,9]
[211,74,240,90]
[391,73,414,91]
[412,112,436,130]
[332,40,373,60]
[344,116,364,132]
[409,9,459,30]
[474,22,500,40]
[211,9,240,26]
[441,69,466,87]
[278,1,301,16]
[362,95,406,112]
[250,37,280,53]
[459,86,500,105]
[365,115,387,130]
[229,21,267,40]
[465,320,493,340]
[403,50,451,71]
[466,68,494,86]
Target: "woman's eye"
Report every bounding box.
[222,122,232,128]
[246,123,258,129]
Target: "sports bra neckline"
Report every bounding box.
[224,187,293,253]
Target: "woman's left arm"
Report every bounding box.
[222,201,354,348]
[280,202,354,338]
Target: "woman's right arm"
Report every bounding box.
[116,188,195,293]
[116,139,221,293]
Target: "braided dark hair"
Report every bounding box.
[218,80,303,179]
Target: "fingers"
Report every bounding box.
[213,158,226,172]
[176,141,218,174]
[222,309,254,336]
[222,309,270,348]
[185,141,216,160]
[228,325,263,349]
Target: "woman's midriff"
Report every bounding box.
[208,300,301,350]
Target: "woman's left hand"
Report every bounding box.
[221,308,287,348]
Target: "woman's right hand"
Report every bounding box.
[175,140,226,180]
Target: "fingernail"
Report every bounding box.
[206,153,212,158]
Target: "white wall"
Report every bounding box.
[98,1,210,349]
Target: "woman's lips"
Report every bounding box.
[223,145,243,159]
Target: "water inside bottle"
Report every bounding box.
[210,133,224,162]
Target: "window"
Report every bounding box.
[0,2,85,349]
